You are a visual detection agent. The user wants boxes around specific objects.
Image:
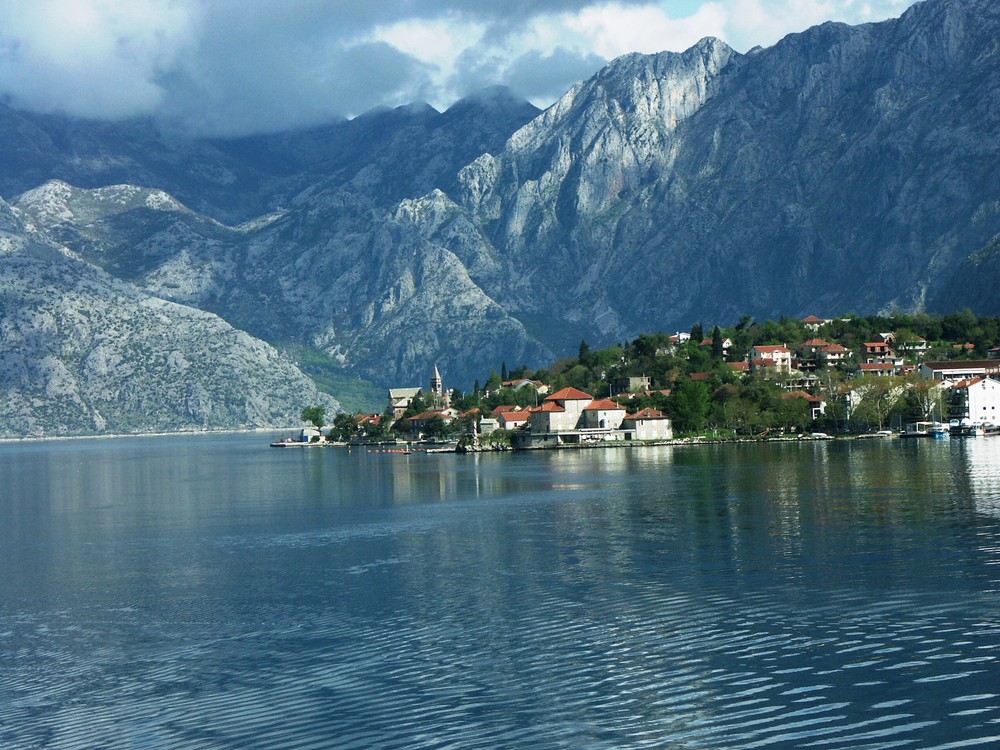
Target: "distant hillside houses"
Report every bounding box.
[513,387,672,448]
[356,313,1000,442]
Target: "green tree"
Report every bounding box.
[667,378,710,434]
[423,414,449,439]
[330,412,357,441]
[711,325,725,360]
[300,405,326,430]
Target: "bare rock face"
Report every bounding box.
[447,0,1000,344]
[0,197,337,437]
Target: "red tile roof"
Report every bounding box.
[545,387,593,402]
[802,338,830,347]
[859,362,895,371]
[535,402,565,412]
[625,408,668,420]
[409,410,453,421]
[499,411,530,423]
[753,345,790,354]
[802,315,827,324]
[952,377,986,389]
[584,398,625,411]
[782,390,824,403]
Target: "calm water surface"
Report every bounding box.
[2,435,1000,748]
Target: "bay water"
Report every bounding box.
[2,434,1000,748]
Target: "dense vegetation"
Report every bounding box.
[447,311,1000,436]
[317,310,999,440]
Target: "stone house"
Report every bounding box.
[620,408,673,440]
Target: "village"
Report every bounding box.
[283,311,1000,449]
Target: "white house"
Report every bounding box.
[620,408,673,440]
[514,388,674,447]
[580,398,627,430]
[750,345,793,373]
[528,387,593,434]
[948,377,1000,425]
[819,343,850,365]
[388,387,422,419]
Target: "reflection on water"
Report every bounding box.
[2,435,1000,749]
[960,437,1000,518]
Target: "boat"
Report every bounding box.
[951,418,983,437]
[902,421,948,438]
[950,418,1000,437]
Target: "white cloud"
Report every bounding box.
[567,2,728,58]
[719,0,915,50]
[0,0,197,118]
[0,0,920,135]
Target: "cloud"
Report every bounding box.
[567,3,728,58]
[0,0,919,137]
[0,0,197,119]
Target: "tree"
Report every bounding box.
[423,414,449,439]
[667,378,710,434]
[331,412,357,441]
[903,376,945,421]
[849,375,906,430]
[711,325,725,360]
[300,405,326,430]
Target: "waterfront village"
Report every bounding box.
[285,311,1000,450]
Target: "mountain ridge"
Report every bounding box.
[2,0,999,437]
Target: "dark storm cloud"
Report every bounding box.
[500,48,608,104]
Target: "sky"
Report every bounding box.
[0,0,916,137]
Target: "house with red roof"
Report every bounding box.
[857,362,897,377]
[620,408,673,440]
[801,315,829,331]
[514,387,673,448]
[406,409,456,434]
[781,390,827,421]
[495,406,531,430]
[528,387,593,435]
[581,399,626,430]
[947,376,1000,426]
[750,344,792,372]
[818,343,849,365]
[800,339,831,357]
[862,341,896,363]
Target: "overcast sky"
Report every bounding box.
[0,0,915,137]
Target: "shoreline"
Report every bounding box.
[0,426,284,445]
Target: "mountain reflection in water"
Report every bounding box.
[2,434,999,749]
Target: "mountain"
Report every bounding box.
[11,179,552,389]
[444,0,1000,346]
[2,0,1000,437]
[0,87,540,223]
[0,197,338,437]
